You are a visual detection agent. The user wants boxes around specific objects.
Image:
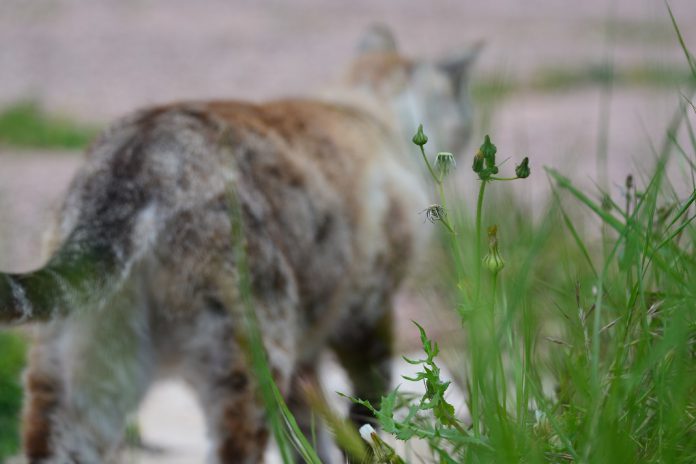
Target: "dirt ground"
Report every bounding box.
[1,1,695,462]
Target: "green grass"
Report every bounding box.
[471,60,691,139]
[597,19,677,46]
[0,101,97,149]
[0,332,27,461]
[346,10,696,463]
[472,62,693,104]
[532,63,693,92]
[351,110,696,462]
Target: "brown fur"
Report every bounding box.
[22,370,59,461]
[346,52,413,92]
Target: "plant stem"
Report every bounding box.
[436,181,458,235]
[469,336,481,438]
[440,218,456,235]
[420,144,457,235]
[475,180,488,302]
[470,180,487,439]
[419,145,440,185]
[491,272,507,413]
[438,180,448,212]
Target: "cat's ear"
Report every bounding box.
[357,23,398,54]
[437,40,484,95]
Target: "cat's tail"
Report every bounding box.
[0,231,145,324]
[0,105,222,325]
[0,195,160,325]
[0,266,79,324]
[0,175,163,326]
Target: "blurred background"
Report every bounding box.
[0,0,695,462]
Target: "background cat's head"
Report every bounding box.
[345,24,482,157]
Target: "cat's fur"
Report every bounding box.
[0,26,479,463]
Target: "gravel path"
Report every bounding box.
[0,0,694,122]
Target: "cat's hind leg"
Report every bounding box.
[180,302,270,464]
[22,290,154,464]
[331,303,394,430]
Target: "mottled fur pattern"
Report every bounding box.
[0,26,479,463]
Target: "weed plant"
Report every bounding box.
[347,8,696,463]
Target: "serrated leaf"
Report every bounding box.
[402,355,426,365]
[402,372,428,382]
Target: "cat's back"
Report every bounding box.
[71,98,405,214]
[206,99,428,317]
[50,98,426,319]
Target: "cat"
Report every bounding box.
[0,25,480,464]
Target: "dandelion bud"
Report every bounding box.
[478,166,495,181]
[472,150,484,173]
[483,248,505,275]
[482,225,504,275]
[480,135,497,167]
[515,157,530,178]
[435,152,456,177]
[412,124,428,147]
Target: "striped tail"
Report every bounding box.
[0,239,126,324]
[0,104,221,325]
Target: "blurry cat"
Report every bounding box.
[0,25,479,464]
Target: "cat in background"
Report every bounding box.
[0,25,480,464]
